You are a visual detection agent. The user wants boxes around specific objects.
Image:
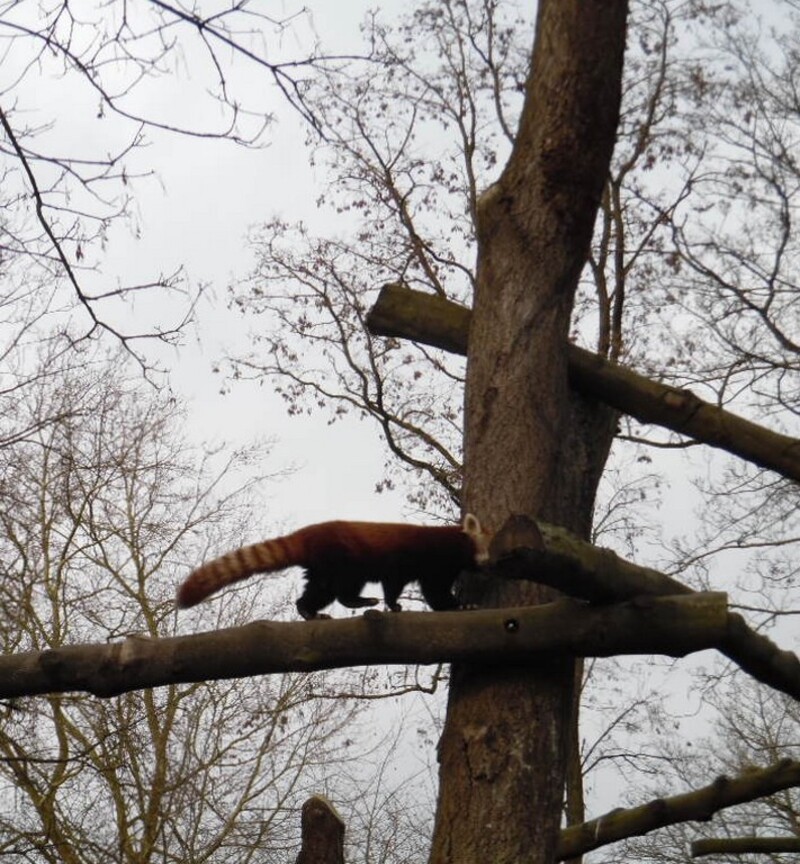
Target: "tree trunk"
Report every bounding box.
[429,1,628,862]
[295,796,345,864]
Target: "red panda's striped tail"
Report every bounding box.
[176,536,295,608]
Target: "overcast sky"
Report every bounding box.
[84,1,415,527]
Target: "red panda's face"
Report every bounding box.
[462,513,492,564]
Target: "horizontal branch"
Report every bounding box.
[558,758,800,860]
[492,515,800,700]
[0,594,727,699]
[366,283,800,483]
[692,837,800,857]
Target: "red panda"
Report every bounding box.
[177,514,490,619]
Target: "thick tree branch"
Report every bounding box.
[366,283,800,483]
[491,515,692,602]
[557,759,800,860]
[0,594,726,699]
[492,515,800,701]
[691,837,800,857]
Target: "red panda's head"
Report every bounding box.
[462,513,491,564]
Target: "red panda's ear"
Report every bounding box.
[462,513,491,563]
[462,513,482,535]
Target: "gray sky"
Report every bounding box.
[86,1,413,526]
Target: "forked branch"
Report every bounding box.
[492,515,800,700]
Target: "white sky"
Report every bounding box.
[90,1,414,526]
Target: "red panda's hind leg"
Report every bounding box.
[296,568,380,618]
[296,599,330,620]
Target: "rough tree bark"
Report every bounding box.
[295,796,345,864]
[429,2,629,862]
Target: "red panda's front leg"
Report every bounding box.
[382,578,404,612]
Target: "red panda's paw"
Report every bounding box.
[298,607,332,620]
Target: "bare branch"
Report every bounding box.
[146,0,366,138]
[558,759,800,860]
[0,103,195,375]
[492,514,800,700]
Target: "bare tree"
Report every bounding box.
[227,0,713,835]
[0,1,359,370]
[606,674,800,864]
[649,6,800,589]
[226,0,800,860]
[229,0,533,513]
[0,350,373,863]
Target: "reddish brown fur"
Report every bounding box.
[177,517,490,619]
